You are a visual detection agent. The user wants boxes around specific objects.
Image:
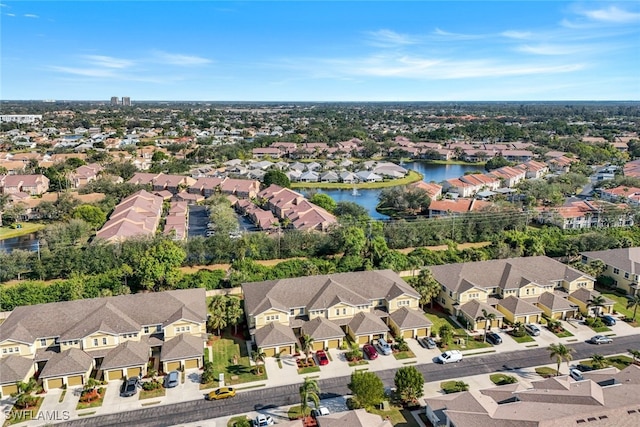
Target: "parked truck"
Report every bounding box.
[436,350,463,364]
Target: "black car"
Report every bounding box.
[485,332,502,345]
[576,364,595,372]
[121,377,139,397]
[601,315,617,326]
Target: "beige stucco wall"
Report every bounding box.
[0,341,32,358]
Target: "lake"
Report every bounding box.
[308,162,481,219]
[0,233,40,253]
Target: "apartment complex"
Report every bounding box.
[581,247,640,296]
[0,289,207,395]
[242,270,432,357]
[428,256,611,331]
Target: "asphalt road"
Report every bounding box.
[58,335,639,427]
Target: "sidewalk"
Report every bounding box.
[4,316,638,427]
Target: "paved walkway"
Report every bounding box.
[3,316,637,426]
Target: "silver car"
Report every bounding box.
[524,324,541,336]
[589,335,613,345]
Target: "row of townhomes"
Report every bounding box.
[428,256,612,331]
[0,288,207,395]
[242,270,433,357]
[425,364,640,426]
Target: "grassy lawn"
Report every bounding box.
[369,406,421,427]
[535,367,557,378]
[581,355,634,371]
[287,405,305,420]
[595,287,638,323]
[3,397,44,426]
[139,388,166,400]
[588,325,611,333]
[297,366,321,375]
[292,170,423,190]
[227,416,251,427]
[76,391,106,410]
[550,328,574,338]
[203,335,267,388]
[510,334,535,343]
[393,350,416,360]
[0,223,46,240]
[490,374,518,385]
[440,380,469,394]
[348,360,369,367]
[424,309,491,351]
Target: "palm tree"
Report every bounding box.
[587,295,607,317]
[548,343,575,376]
[628,349,640,365]
[208,295,228,335]
[251,348,266,375]
[591,353,606,370]
[300,334,315,361]
[626,294,640,322]
[225,297,244,335]
[410,269,441,309]
[299,377,321,417]
[476,309,497,343]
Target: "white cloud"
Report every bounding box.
[6,13,14,16]
[50,66,116,78]
[432,28,484,40]
[501,30,533,40]
[24,14,38,18]
[579,5,640,23]
[516,44,587,56]
[152,51,212,66]
[84,55,134,69]
[366,29,419,47]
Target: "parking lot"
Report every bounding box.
[188,205,258,239]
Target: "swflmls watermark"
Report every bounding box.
[3,410,71,422]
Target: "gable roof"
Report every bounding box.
[0,356,33,385]
[581,247,640,275]
[242,270,419,317]
[389,307,433,329]
[498,296,543,316]
[429,256,592,294]
[348,311,388,335]
[39,348,93,378]
[160,333,204,362]
[101,340,150,370]
[459,300,504,321]
[300,317,344,340]
[254,322,298,348]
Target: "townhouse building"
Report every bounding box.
[0,174,50,195]
[581,247,640,296]
[95,190,163,242]
[427,256,610,331]
[242,270,432,357]
[536,200,634,230]
[0,289,206,394]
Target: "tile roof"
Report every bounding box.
[39,348,93,379]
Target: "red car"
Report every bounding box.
[316,350,329,366]
[363,343,378,360]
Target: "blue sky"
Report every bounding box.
[2,1,639,101]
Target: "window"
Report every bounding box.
[156,325,162,332]
[2,348,6,354]
[144,326,149,334]
[54,338,59,345]
[625,272,630,279]
[342,308,347,315]
[336,309,339,316]
[40,339,47,346]
[93,339,98,346]
[613,268,620,274]
[8,348,13,353]
[102,338,107,345]
[74,340,79,345]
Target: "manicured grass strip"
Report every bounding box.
[77,411,96,417]
[595,286,640,323]
[510,334,534,343]
[209,335,267,386]
[297,366,321,375]
[0,223,46,239]
[393,350,416,360]
[589,325,611,333]
[525,344,539,348]
[462,349,495,356]
[551,329,574,338]
[369,406,421,426]
[228,415,252,427]
[535,367,557,378]
[348,360,369,367]
[76,391,105,410]
[141,401,161,407]
[440,380,469,394]
[236,383,266,391]
[4,397,44,426]
[402,360,418,365]
[287,405,305,420]
[139,387,165,400]
[490,374,518,385]
[59,389,67,403]
[566,339,578,342]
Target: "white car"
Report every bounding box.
[253,414,274,426]
[569,368,584,381]
[436,350,463,364]
[376,338,392,355]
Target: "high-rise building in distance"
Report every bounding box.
[122,97,131,106]
[110,96,119,106]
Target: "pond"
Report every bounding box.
[0,233,40,253]
[307,162,482,219]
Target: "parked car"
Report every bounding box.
[576,364,595,372]
[253,414,275,426]
[419,336,437,349]
[311,406,330,419]
[376,337,392,355]
[436,350,463,364]
[524,324,541,336]
[316,349,329,366]
[207,387,236,400]
[121,377,139,397]
[601,315,617,326]
[363,343,378,360]
[163,370,180,388]
[485,332,502,345]
[589,335,613,345]
[569,368,584,381]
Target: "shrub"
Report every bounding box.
[141,380,162,391]
[585,317,604,328]
[15,394,39,409]
[201,361,215,384]
[345,344,363,362]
